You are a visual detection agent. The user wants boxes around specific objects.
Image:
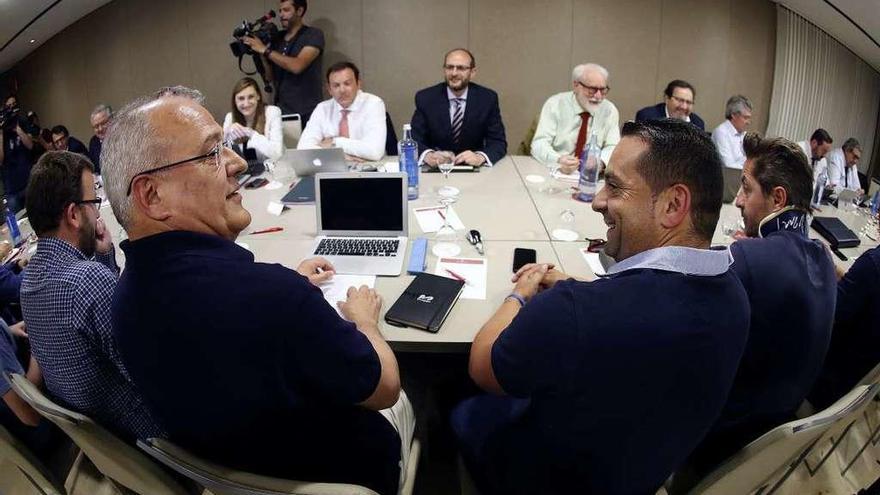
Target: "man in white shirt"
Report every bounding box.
[796,128,833,187]
[711,95,753,169]
[298,61,386,162]
[826,138,863,195]
[531,63,620,174]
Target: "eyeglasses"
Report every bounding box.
[126,140,233,196]
[585,238,607,253]
[575,81,610,95]
[73,198,102,209]
[443,64,473,72]
[669,95,694,106]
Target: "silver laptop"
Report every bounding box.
[278,148,349,177]
[312,172,409,276]
[722,166,743,203]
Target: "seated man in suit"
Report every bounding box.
[101,89,414,495]
[412,48,507,168]
[530,63,620,174]
[453,120,750,495]
[635,80,705,130]
[694,133,836,470]
[298,61,387,162]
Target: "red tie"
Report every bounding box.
[338,109,350,138]
[573,111,591,159]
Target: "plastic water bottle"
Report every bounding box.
[398,124,419,200]
[3,197,21,246]
[575,133,600,202]
[811,169,827,207]
[871,190,880,216]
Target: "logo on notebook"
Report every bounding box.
[312,158,323,167]
[416,294,434,303]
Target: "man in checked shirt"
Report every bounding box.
[19,150,162,441]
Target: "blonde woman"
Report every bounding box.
[222,77,283,162]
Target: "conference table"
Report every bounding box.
[95,155,878,353]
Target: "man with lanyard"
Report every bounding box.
[694,133,836,471]
[452,119,750,494]
[242,0,324,125]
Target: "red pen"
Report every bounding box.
[249,227,284,235]
[444,268,470,285]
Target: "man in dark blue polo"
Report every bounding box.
[102,90,413,495]
[452,119,750,495]
[696,133,836,467]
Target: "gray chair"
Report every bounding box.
[140,436,422,495]
[4,372,191,495]
[0,422,66,495]
[688,383,879,494]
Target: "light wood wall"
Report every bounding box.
[5,0,776,153]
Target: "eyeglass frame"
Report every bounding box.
[667,94,695,106]
[73,198,102,209]
[126,140,233,196]
[574,80,610,95]
[585,237,607,253]
[443,63,474,72]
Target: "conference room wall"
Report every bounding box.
[6,0,775,154]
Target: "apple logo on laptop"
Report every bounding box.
[313,158,323,167]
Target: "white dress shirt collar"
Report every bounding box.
[447,86,469,102]
[332,90,365,114]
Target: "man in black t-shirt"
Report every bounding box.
[242,0,324,124]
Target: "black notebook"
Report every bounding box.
[811,216,860,248]
[385,272,465,333]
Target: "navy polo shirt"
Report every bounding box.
[486,248,750,494]
[711,217,835,453]
[112,231,401,494]
[810,247,880,409]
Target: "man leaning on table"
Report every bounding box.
[411,48,507,168]
[297,61,387,162]
[530,63,620,174]
[452,119,750,495]
[825,137,863,195]
[101,89,414,495]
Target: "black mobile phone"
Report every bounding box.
[512,248,537,273]
[245,177,269,189]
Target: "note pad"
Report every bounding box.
[434,257,487,300]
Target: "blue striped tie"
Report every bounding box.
[451,98,464,144]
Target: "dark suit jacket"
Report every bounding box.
[411,82,507,164]
[635,102,705,131]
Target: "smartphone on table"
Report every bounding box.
[512,248,537,273]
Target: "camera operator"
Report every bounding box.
[241,0,324,125]
[0,96,36,213]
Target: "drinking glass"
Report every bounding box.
[435,151,457,197]
[432,186,462,257]
[543,161,563,195]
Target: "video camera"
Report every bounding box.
[230,10,279,94]
[0,106,39,135]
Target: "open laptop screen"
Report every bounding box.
[318,174,406,233]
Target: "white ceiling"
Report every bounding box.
[0,0,112,73]
[776,0,880,72]
[1,0,879,74]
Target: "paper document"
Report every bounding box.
[414,205,466,233]
[318,274,377,317]
[579,248,606,276]
[434,257,487,300]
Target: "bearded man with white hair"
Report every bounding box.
[530,63,620,174]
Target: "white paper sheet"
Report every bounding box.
[318,274,377,317]
[552,169,580,183]
[579,248,606,276]
[433,257,487,300]
[414,205,466,233]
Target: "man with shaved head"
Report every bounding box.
[411,48,507,168]
[531,63,620,174]
[102,88,414,494]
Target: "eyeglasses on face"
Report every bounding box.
[585,237,607,253]
[73,198,102,209]
[669,95,694,106]
[126,140,234,196]
[443,64,473,72]
[575,81,610,95]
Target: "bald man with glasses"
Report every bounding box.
[531,63,621,174]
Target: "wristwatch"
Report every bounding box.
[505,292,527,307]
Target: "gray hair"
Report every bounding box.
[724,95,752,119]
[90,103,112,119]
[841,137,861,153]
[572,63,609,84]
[103,86,204,229]
[154,86,205,104]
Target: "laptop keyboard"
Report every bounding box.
[314,238,400,257]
